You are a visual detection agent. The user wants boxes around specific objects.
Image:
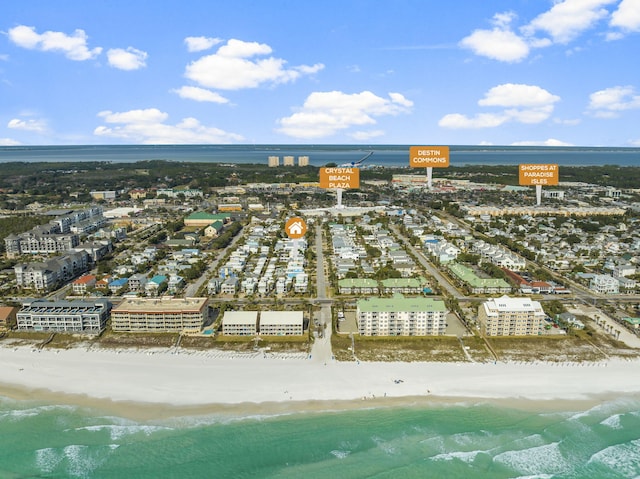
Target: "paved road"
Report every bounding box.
[389,224,464,299]
[310,222,333,363]
[183,224,245,297]
[568,304,640,349]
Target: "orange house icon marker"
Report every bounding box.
[285,217,307,239]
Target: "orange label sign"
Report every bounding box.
[519,164,559,186]
[410,146,450,168]
[319,167,360,189]
[285,216,307,239]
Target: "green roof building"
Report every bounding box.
[380,277,425,294]
[448,262,511,294]
[185,212,231,226]
[338,278,379,294]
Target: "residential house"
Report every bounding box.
[145,275,168,296]
[72,274,97,295]
[0,306,18,329]
[127,273,148,292]
[109,278,129,294]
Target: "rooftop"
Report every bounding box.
[112,297,208,313]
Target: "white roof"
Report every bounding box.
[260,311,303,326]
[485,295,543,313]
[103,207,141,218]
[223,311,258,325]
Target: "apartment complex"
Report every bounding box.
[110,297,209,333]
[220,310,304,336]
[4,230,79,258]
[16,299,111,333]
[4,206,103,258]
[259,311,304,336]
[478,295,546,336]
[222,311,258,336]
[356,296,448,336]
[14,251,89,292]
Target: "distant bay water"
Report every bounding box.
[1,144,639,167]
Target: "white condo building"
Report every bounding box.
[356,296,447,336]
[478,295,546,336]
[259,311,304,336]
[222,311,258,336]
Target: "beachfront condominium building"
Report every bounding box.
[16,299,111,334]
[298,156,309,166]
[222,311,258,336]
[110,297,209,333]
[478,295,546,336]
[283,156,295,166]
[259,311,304,336]
[356,296,448,336]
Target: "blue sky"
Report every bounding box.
[1,0,640,146]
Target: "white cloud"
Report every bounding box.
[629,138,640,146]
[277,90,413,139]
[523,0,616,44]
[460,11,533,62]
[94,108,244,144]
[493,11,518,28]
[605,31,625,40]
[184,36,222,52]
[7,118,47,132]
[7,25,102,60]
[554,118,582,125]
[0,54,8,61]
[511,138,574,146]
[438,113,509,129]
[460,26,530,62]
[610,0,640,32]
[0,138,21,146]
[440,83,560,129]
[462,1,619,62]
[185,38,324,90]
[504,105,556,124]
[172,86,229,103]
[587,85,640,117]
[107,47,147,70]
[98,108,168,124]
[479,83,560,107]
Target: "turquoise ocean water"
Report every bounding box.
[1,396,640,478]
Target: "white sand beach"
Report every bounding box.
[1,344,639,417]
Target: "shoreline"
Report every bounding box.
[1,345,639,421]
